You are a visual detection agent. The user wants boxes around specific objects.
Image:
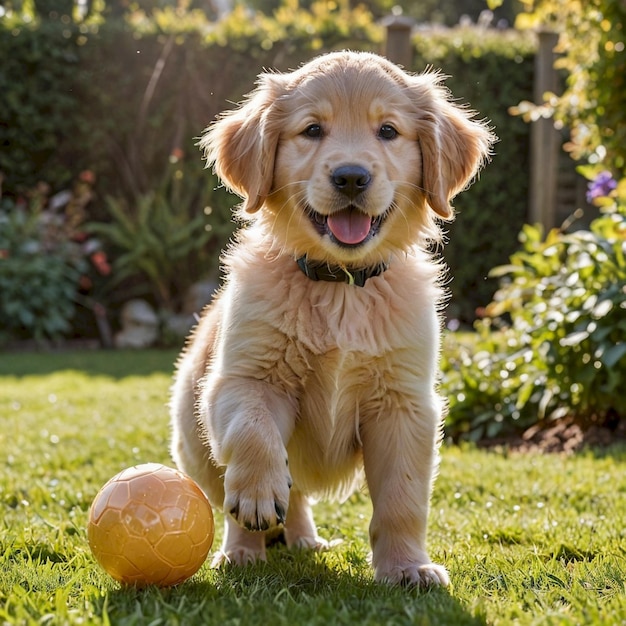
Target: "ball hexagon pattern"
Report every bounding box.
[88,463,214,587]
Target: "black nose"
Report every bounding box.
[331,165,371,197]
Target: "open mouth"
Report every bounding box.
[306,205,388,247]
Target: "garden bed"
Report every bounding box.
[482,414,626,455]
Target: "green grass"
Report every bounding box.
[1,350,624,625]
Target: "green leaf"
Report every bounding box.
[515,379,536,410]
[488,264,520,278]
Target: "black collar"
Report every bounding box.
[296,256,388,287]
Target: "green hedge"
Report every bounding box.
[0,8,535,328]
[0,21,84,192]
[0,5,381,203]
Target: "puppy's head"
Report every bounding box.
[201,51,495,266]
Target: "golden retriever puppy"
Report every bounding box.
[170,50,494,586]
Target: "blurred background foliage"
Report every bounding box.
[0,0,534,337]
[444,0,626,441]
[513,0,625,173]
[0,0,624,441]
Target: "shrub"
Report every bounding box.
[444,0,626,442]
[0,174,108,344]
[0,207,84,343]
[444,171,626,441]
[87,153,228,312]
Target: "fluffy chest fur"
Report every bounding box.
[210,229,443,495]
[218,227,442,375]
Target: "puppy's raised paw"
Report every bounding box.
[223,459,292,532]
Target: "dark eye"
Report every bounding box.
[379,124,398,140]
[303,124,323,139]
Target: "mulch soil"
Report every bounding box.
[481,415,626,454]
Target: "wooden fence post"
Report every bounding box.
[529,29,560,230]
[381,15,415,68]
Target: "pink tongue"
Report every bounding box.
[326,208,372,245]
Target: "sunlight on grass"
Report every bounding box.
[1,350,624,625]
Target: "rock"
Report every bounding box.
[114,299,159,349]
[164,281,218,340]
[181,280,218,315]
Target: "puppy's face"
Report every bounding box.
[269,68,424,265]
[202,52,495,267]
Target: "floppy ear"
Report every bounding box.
[412,73,496,219]
[199,73,287,214]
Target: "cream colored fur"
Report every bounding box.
[170,51,494,586]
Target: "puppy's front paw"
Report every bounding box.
[223,458,292,531]
[287,533,338,551]
[210,547,265,568]
[375,560,450,587]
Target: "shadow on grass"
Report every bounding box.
[0,348,179,378]
[99,549,486,626]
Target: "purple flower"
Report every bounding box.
[586,171,617,203]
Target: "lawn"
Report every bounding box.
[0,349,624,625]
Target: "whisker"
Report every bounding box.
[395,180,429,195]
[270,180,309,196]
[266,188,309,258]
[390,199,412,235]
